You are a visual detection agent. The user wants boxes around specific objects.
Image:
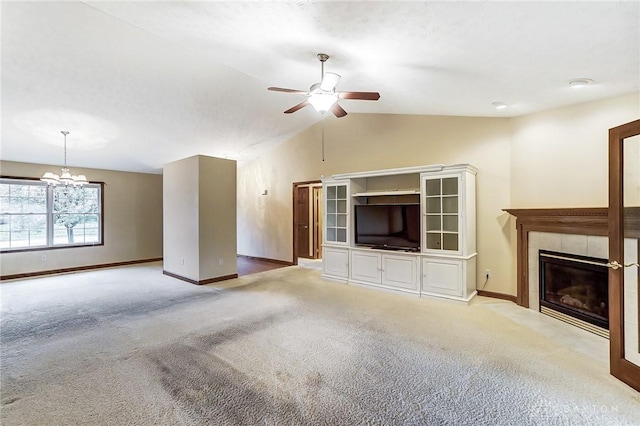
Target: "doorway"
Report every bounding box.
[292,181,323,264]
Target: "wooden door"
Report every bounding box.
[608,118,640,391]
[292,181,322,264]
[296,186,310,258]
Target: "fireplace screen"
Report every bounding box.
[539,250,609,330]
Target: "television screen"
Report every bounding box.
[354,204,421,250]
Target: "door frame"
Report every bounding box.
[292,180,322,265]
[313,186,323,259]
[608,118,640,392]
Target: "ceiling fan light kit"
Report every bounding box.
[268,53,380,118]
[308,91,338,112]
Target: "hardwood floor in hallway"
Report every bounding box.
[236,256,290,276]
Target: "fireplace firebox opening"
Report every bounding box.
[539,250,609,336]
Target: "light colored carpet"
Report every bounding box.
[1,263,639,425]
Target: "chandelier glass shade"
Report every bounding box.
[41,131,88,186]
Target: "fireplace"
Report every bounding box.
[539,250,609,337]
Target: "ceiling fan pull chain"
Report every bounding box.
[322,117,325,162]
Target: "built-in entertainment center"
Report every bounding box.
[322,164,477,302]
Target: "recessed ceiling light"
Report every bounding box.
[492,102,507,110]
[569,78,594,88]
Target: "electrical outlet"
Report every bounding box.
[485,269,491,278]
[41,255,47,262]
[218,258,224,266]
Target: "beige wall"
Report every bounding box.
[198,155,237,280]
[163,156,200,280]
[238,93,639,296]
[0,160,163,276]
[163,155,237,282]
[510,93,640,208]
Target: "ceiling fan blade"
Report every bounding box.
[331,103,348,118]
[320,72,341,91]
[268,87,308,95]
[339,91,381,101]
[284,101,309,114]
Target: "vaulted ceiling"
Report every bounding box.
[1,1,638,173]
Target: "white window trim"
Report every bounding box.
[0,177,104,252]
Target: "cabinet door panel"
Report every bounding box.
[422,258,463,297]
[323,182,349,245]
[323,248,349,278]
[351,251,381,283]
[382,255,419,291]
[421,174,462,255]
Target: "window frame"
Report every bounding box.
[0,176,104,253]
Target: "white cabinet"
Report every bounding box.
[422,257,462,297]
[421,166,476,257]
[321,164,477,302]
[322,247,349,281]
[322,179,350,283]
[422,256,477,301]
[350,248,419,294]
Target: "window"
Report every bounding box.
[0,178,103,251]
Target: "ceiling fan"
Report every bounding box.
[268,53,380,118]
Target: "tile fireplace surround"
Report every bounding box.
[505,208,639,367]
[528,232,608,314]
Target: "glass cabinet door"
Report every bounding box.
[325,184,348,243]
[424,176,459,252]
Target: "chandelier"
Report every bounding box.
[41,131,88,186]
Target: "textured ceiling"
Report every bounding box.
[1,1,639,173]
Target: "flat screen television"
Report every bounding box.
[354,204,421,251]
